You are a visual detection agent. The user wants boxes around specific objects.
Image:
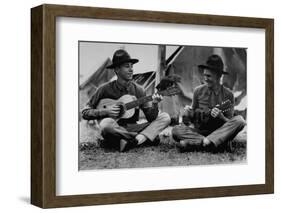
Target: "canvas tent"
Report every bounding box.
[80,58,114,96]
[79,46,247,121]
[161,46,247,119]
[79,61,156,112]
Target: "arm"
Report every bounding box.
[191,87,199,110]
[81,105,108,120]
[81,87,107,120]
[140,90,159,122]
[81,86,120,120]
[182,88,199,125]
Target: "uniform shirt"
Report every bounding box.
[82,80,159,125]
[191,83,234,131]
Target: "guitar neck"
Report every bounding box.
[125,95,153,110]
[123,87,179,110]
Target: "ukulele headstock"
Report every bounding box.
[219,99,232,112]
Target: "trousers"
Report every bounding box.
[99,112,171,149]
[172,115,246,147]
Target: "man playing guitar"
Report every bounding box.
[82,49,171,152]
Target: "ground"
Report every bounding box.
[79,121,247,170]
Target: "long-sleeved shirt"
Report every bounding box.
[188,83,234,131]
[81,80,159,126]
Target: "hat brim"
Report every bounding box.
[106,59,139,69]
[198,64,228,75]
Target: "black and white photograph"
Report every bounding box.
[28,2,274,209]
[78,42,247,170]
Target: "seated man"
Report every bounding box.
[172,54,246,152]
[82,49,171,152]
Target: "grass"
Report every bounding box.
[79,120,247,170]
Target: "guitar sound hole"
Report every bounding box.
[103,106,106,108]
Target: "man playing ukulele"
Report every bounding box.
[172,55,246,152]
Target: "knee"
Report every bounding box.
[232,115,246,128]
[171,126,181,141]
[99,118,115,132]
[158,112,171,125]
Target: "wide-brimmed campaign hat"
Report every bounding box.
[198,54,228,75]
[106,49,139,69]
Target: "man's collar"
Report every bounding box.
[207,84,221,96]
[115,79,132,91]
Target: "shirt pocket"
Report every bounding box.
[198,97,210,109]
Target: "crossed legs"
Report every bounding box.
[99,112,171,151]
[172,115,246,152]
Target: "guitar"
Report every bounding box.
[96,86,180,120]
[182,99,233,126]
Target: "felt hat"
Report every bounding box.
[106,49,139,69]
[198,54,228,75]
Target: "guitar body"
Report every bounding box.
[95,86,180,121]
[96,95,137,120]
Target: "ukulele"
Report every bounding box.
[183,99,232,126]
